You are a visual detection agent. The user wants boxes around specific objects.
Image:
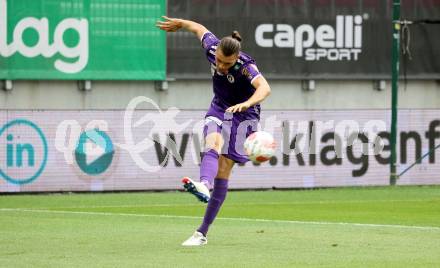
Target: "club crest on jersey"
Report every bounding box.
[227,74,235,83]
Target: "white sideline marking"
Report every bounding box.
[1,208,439,231]
[4,198,438,210]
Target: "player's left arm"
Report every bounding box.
[226,76,271,113]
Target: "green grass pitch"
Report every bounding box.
[1,185,440,267]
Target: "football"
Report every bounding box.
[244,131,276,164]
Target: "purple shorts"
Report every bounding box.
[204,101,260,163]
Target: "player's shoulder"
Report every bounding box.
[235,52,260,76]
[236,52,257,69]
[238,51,255,64]
[202,32,220,50]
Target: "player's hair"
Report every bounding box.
[219,30,242,56]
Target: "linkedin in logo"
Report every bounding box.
[0,119,48,185]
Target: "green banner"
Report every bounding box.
[0,0,166,80]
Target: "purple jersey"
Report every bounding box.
[201,32,262,163]
[201,32,262,111]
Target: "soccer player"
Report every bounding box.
[156,16,271,246]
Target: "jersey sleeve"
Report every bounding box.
[201,32,219,63]
[241,63,262,84]
[201,32,219,50]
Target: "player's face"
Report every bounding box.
[215,49,238,74]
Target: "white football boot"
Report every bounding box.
[182,177,210,203]
[181,231,208,246]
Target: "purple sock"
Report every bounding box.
[197,178,229,236]
[200,149,219,189]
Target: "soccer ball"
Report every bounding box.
[244,131,276,164]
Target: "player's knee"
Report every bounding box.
[205,140,222,153]
[205,133,224,153]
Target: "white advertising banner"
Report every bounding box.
[1,106,439,192]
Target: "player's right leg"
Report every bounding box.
[199,131,224,188]
[182,122,224,203]
[181,177,211,203]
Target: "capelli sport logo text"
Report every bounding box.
[256,15,365,61]
[0,0,89,73]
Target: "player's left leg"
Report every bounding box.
[182,155,234,246]
[196,155,234,235]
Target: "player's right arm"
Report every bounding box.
[156,16,208,40]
